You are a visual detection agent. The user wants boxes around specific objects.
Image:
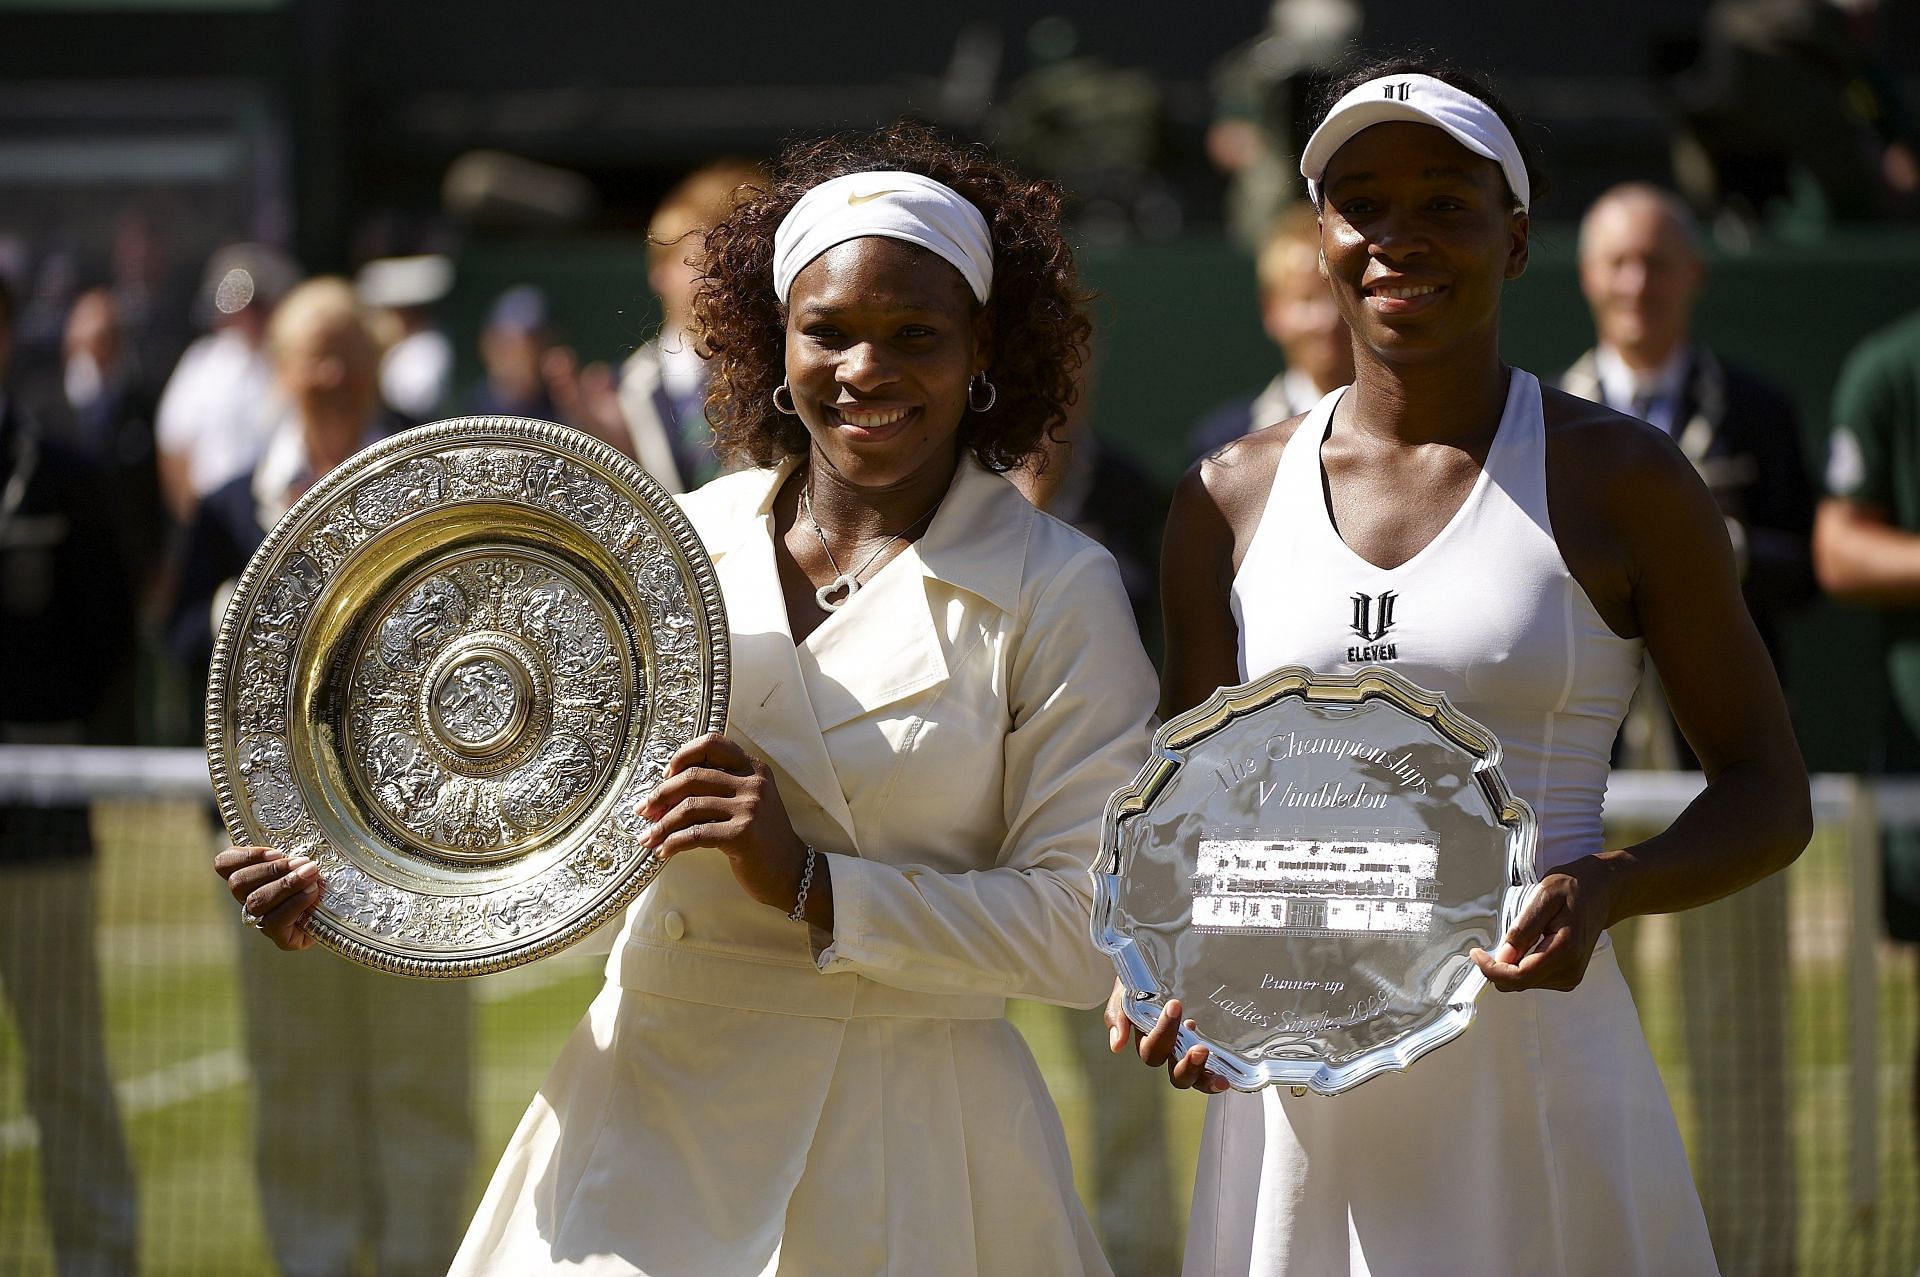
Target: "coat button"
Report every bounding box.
[663,910,686,941]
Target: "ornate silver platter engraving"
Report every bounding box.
[1092,665,1536,1095]
[206,418,730,977]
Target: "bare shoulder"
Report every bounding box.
[1178,413,1305,536]
[1161,417,1306,713]
[1540,386,1699,506]
[1540,386,1725,637]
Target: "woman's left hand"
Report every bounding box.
[638,733,818,919]
[1469,854,1620,993]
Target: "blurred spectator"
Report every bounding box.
[615,158,763,493]
[0,271,141,1277]
[1564,184,1816,688]
[1011,380,1175,1277]
[1207,0,1363,250]
[1670,0,1917,227]
[155,243,300,523]
[464,283,648,461]
[109,201,195,381]
[466,284,560,420]
[1562,181,1813,1277]
[1812,305,1920,1194]
[1188,202,1353,461]
[17,247,81,364]
[167,278,474,1277]
[41,288,167,598]
[357,254,455,424]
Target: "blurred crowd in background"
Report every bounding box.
[1,0,1912,748]
[1,1,1918,1274]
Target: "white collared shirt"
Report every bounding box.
[1249,368,1334,434]
[155,327,284,496]
[1594,343,1691,436]
[656,330,705,407]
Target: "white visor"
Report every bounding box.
[1300,73,1530,212]
[772,170,993,305]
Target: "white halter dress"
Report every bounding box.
[1189,371,1718,1276]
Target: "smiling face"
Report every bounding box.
[1578,188,1703,370]
[784,235,990,491]
[1317,121,1528,368]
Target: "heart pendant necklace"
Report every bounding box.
[801,478,941,612]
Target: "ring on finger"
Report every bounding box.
[240,904,265,929]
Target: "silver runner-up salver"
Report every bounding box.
[205,418,729,978]
[1092,665,1537,1094]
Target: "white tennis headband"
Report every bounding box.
[1301,73,1530,212]
[771,171,994,305]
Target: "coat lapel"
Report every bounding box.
[1674,348,1722,468]
[697,462,859,844]
[1560,350,1602,405]
[801,459,1029,732]
[692,458,1033,848]
[618,345,686,494]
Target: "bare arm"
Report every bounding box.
[1813,496,1920,606]
[1606,436,1812,912]
[1479,403,1812,991]
[1157,464,1243,718]
[1157,426,1293,717]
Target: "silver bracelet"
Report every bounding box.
[788,844,817,923]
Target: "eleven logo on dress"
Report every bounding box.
[1348,590,1399,662]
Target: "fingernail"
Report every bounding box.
[1109,1024,1122,1051]
[287,853,311,868]
[293,861,320,881]
[302,881,320,896]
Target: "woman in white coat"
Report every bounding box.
[219,123,1155,1276]
[1109,59,1811,1276]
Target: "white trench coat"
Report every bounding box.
[451,456,1157,1276]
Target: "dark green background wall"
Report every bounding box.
[444,229,1920,772]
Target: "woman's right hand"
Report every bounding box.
[214,846,323,951]
[1104,979,1231,1094]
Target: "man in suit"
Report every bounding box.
[1563,180,1816,1277]
[617,159,765,493]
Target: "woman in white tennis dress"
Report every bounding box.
[1112,59,1810,1277]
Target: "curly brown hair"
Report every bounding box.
[695,121,1091,473]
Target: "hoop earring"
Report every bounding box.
[968,373,998,413]
[772,382,798,415]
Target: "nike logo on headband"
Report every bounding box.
[847,189,906,205]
